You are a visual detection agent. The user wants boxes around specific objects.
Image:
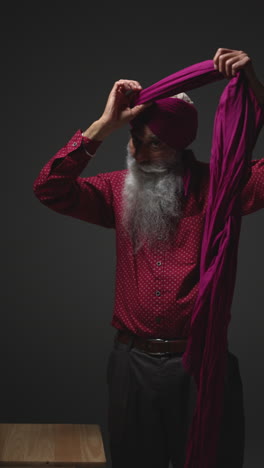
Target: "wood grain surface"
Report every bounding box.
[0,424,106,465]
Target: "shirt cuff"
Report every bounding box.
[81,133,102,157]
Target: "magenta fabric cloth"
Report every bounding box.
[130,96,198,150]
[133,61,264,467]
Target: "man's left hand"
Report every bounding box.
[213,48,264,106]
[213,48,252,78]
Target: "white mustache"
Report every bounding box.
[126,144,180,174]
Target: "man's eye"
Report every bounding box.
[151,141,161,148]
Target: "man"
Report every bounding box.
[33,48,264,468]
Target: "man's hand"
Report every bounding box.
[213,47,252,78]
[213,48,264,106]
[83,80,151,141]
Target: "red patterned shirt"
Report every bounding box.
[33,129,264,338]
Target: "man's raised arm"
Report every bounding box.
[32,80,150,227]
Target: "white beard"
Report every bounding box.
[122,145,183,252]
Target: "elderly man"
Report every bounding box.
[33,48,264,468]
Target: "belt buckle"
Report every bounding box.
[146,338,170,356]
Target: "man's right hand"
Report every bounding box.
[83,80,151,141]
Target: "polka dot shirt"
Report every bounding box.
[33,129,264,339]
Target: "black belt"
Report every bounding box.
[115,330,188,355]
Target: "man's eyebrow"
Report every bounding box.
[130,130,162,144]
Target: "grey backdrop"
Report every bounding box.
[2,1,264,467]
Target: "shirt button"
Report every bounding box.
[155,290,161,296]
[155,317,162,324]
[157,261,162,266]
[73,142,77,147]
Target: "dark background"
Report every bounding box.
[1,1,264,466]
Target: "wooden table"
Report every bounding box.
[0,424,106,467]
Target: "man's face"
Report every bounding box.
[128,124,181,166]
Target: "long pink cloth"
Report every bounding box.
[133,61,264,467]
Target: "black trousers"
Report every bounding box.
[106,337,245,468]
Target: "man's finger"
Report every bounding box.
[217,51,238,73]
[232,56,251,74]
[224,56,239,77]
[130,102,153,118]
[213,47,236,63]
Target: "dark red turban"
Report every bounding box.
[130,96,198,150]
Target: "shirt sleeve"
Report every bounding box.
[241,157,264,215]
[32,129,115,228]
